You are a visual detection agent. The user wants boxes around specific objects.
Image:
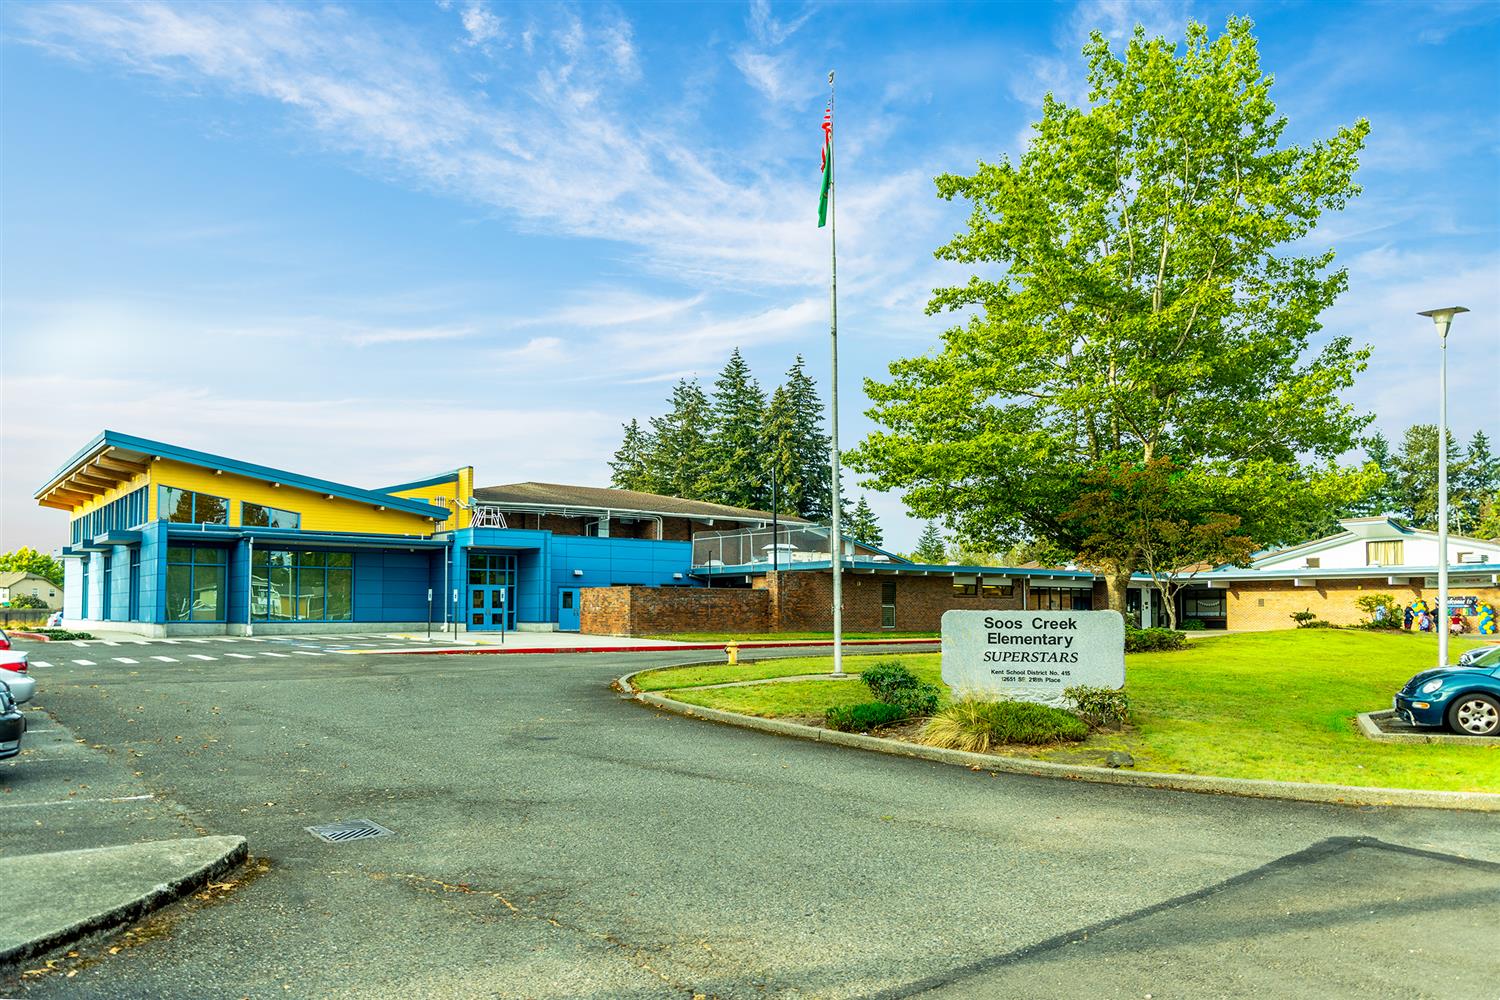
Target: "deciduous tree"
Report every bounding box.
[0,547,64,587]
[849,17,1374,611]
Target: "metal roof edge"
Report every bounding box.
[39,431,447,520]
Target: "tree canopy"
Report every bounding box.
[848,17,1375,607]
[0,547,64,587]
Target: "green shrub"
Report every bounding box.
[1124,627,1188,652]
[1064,685,1130,729]
[1289,610,1333,629]
[1179,618,1206,631]
[860,660,941,717]
[1354,594,1402,630]
[31,628,94,640]
[921,697,1089,752]
[8,594,47,609]
[825,701,908,733]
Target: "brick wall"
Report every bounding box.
[769,571,1025,632]
[1227,577,1500,630]
[580,586,769,635]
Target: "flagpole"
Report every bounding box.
[827,69,844,678]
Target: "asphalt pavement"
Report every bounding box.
[2,638,1496,999]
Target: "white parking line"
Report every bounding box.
[72,659,96,666]
[261,651,289,657]
[184,639,210,644]
[294,650,324,656]
[160,639,180,645]
[225,652,254,659]
[211,637,237,643]
[151,655,178,662]
[188,654,216,661]
[102,640,119,646]
[114,657,140,664]
[71,640,89,647]
[31,661,53,668]
[0,793,155,810]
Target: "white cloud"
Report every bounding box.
[747,0,815,47]
[459,3,502,49]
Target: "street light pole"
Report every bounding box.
[1418,306,1468,669]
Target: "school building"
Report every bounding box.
[33,433,1500,637]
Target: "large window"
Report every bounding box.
[881,581,897,629]
[166,546,227,622]
[161,486,228,525]
[1028,587,1094,611]
[242,502,300,529]
[71,486,148,544]
[1366,540,1404,567]
[252,549,353,622]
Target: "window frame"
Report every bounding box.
[1365,540,1404,567]
[241,501,301,530]
[165,545,228,622]
[251,548,354,623]
[160,486,230,526]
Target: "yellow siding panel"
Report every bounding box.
[387,467,473,530]
[70,470,152,520]
[152,460,438,536]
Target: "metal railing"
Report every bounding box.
[691,524,856,569]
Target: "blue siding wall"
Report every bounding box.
[63,558,83,619]
[549,537,696,609]
[109,544,133,621]
[226,540,251,624]
[138,521,167,624]
[353,549,435,623]
[454,528,552,623]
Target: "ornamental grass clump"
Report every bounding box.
[921,697,1089,753]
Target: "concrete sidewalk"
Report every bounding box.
[0,837,247,968]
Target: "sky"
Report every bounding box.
[2,0,1498,555]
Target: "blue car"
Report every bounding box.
[1394,659,1500,736]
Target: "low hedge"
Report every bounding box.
[1124,627,1187,652]
[824,702,908,733]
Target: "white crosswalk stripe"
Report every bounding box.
[72,659,96,665]
[71,640,89,647]
[211,637,237,643]
[294,650,324,656]
[184,638,210,644]
[188,654,216,661]
[102,640,119,646]
[261,652,289,658]
[32,661,52,668]
[151,655,178,662]
[225,653,254,659]
[114,657,140,664]
[160,639,181,645]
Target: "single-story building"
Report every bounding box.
[0,571,63,609]
[32,433,1500,637]
[1167,516,1500,631]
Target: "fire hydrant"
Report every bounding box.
[725,641,739,665]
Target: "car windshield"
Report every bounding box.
[1469,647,1500,667]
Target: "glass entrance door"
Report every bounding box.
[467,552,516,631]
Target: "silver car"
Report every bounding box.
[0,651,35,704]
[1457,644,1500,668]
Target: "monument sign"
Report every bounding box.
[940,609,1126,708]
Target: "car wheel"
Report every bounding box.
[1447,694,1500,736]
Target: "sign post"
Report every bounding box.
[426,588,433,642]
[941,610,1125,708]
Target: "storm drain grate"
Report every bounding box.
[306,819,395,844]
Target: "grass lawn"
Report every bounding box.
[649,631,1500,793]
[645,631,938,643]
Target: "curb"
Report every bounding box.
[346,637,941,657]
[5,632,49,642]
[616,666,1500,813]
[1357,709,1500,746]
[0,836,249,969]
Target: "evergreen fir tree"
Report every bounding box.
[648,379,714,500]
[763,355,833,521]
[1459,430,1498,532]
[1391,423,1462,529]
[846,496,883,546]
[1359,432,1395,516]
[703,348,768,509]
[609,419,657,492]
[912,522,947,563]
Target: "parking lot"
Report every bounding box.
[2,638,1497,998]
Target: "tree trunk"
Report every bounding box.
[1100,563,1133,619]
[1162,586,1179,631]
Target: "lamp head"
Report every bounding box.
[1418,306,1469,336]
